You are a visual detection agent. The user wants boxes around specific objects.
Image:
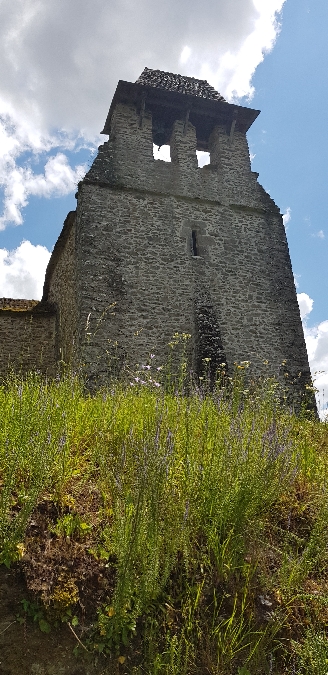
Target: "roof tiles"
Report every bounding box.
[135,68,226,102]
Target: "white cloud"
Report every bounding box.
[0,0,286,229]
[282,207,291,228]
[196,0,286,101]
[298,292,328,420]
[297,292,313,321]
[0,0,286,131]
[180,46,192,65]
[0,241,51,299]
[294,274,300,289]
[304,320,328,420]
[0,107,89,229]
[0,149,86,230]
[27,154,86,199]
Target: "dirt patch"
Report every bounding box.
[0,566,111,675]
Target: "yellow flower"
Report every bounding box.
[16,543,25,559]
[118,656,126,664]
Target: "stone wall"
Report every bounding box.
[74,100,311,399]
[43,211,77,367]
[0,300,56,379]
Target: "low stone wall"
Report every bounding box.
[0,300,56,379]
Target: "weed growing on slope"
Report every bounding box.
[0,368,326,674]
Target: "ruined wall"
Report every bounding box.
[43,212,77,366]
[0,299,56,378]
[75,101,311,397]
[0,212,77,380]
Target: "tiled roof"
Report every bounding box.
[0,298,39,311]
[0,298,55,314]
[135,68,226,102]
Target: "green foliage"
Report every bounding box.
[50,512,92,538]
[292,629,328,674]
[0,368,327,673]
[18,598,51,634]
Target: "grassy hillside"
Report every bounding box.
[0,365,327,674]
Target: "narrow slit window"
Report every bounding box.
[191,230,198,256]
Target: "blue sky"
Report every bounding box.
[247,0,327,327]
[0,0,327,413]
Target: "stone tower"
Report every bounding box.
[0,68,314,404]
[51,68,312,392]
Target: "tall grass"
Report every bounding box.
[0,370,327,674]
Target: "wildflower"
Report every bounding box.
[16,543,25,559]
[59,435,66,449]
[150,354,155,359]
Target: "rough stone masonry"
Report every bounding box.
[0,68,314,406]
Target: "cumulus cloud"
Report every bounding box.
[0,0,286,132]
[0,149,86,230]
[282,207,291,229]
[0,241,51,299]
[297,292,313,321]
[305,321,328,420]
[0,0,286,229]
[298,292,328,420]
